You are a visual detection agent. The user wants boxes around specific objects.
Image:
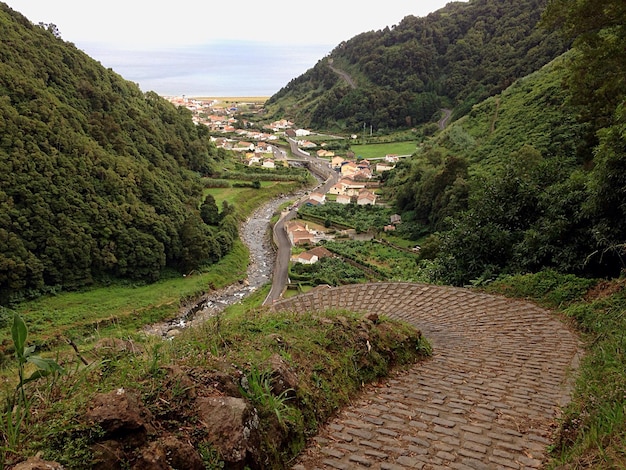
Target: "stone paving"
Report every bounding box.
[271,283,583,470]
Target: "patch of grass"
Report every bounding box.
[207,180,305,218]
[349,141,417,159]
[5,308,430,468]
[484,272,626,469]
[483,270,596,309]
[4,241,249,349]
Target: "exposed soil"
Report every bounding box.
[585,277,626,301]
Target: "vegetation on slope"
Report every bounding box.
[380,0,626,286]
[0,305,430,468]
[0,3,238,305]
[265,0,569,132]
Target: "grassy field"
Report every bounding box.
[205,180,286,208]
[6,241,250,348]
[350,141,418,159]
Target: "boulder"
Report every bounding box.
[197,396,260,467]
[84,388,153,447]
[266,353,299,398]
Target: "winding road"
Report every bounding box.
[264,139,340,304]
[329,63,357,89]
[272,283,582,470]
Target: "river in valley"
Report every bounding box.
[144,190,307,338]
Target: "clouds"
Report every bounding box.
[5,0,461,95]
[7,0,455,47]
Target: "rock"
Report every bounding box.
[84,388,153,447]
[209,371,242,397]
[130,441,169,470]
[91,440,124,470]
[12,456,64,469]
[165,328,181,338]
[159,435,204,470]
[161,366,196,400]
[197,396,260,467]
[266,353,299,397]
[365,312,380,324]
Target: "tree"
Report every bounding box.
[542,0,626,129]
[220,201,236,221]
[179,215,212,273]
[200,194,220,225]
[584,104,626,274]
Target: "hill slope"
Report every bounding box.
[383,48,623,284]
[0,4,232,304]
[265,0,569,132]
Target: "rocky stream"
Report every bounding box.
[143,190,308,338]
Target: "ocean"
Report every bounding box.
[82,40,334,97]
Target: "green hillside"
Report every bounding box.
[381,0,626,285]
[264,0,569,132]
[0,4,235,304]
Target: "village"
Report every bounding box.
[166,96,405,269]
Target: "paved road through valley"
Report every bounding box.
[264,140,339,304]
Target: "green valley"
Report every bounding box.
[0,0,625,468]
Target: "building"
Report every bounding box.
[285,220,315,246]
[357,190,377,206]
[308,192,326,205]
[291,251,318,264]
[331,156,345,169]
[336,194,352,205]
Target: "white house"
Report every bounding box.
[309,192,326,205]
[376,162,395,173]
[291,251,319,264]
[336,194,351,205]
[357,190,377,206]
[328,183,345,195]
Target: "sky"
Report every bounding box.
[6,0,458,96]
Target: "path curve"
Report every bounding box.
[329,64,357,89]
[438,108,452,130]
[271,283,582,469]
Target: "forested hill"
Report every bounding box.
[381,0,626,285]
[265,0,569,132]
[0,4,234,305]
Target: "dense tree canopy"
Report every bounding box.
[0,4,231,304]
[382,0,626,285]
[265,0,569,132]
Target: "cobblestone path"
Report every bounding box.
[271,283,583,470]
